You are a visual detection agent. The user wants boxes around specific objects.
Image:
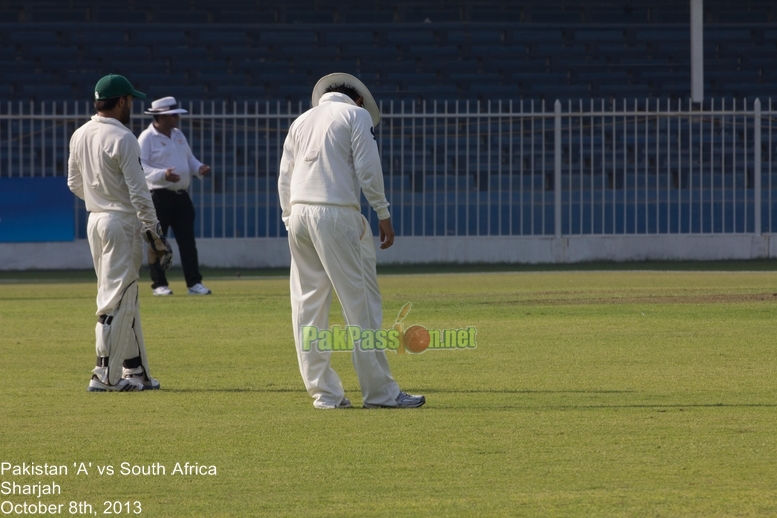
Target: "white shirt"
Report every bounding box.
[137,124,203,191]
[278,92,390,228]
[67,115,158,227]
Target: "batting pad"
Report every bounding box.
[93,281,141,386]
[126,306,153,382]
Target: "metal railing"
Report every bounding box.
[1,98,774,239]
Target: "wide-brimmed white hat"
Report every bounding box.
[144,96,188,115]
[312,73,380,126]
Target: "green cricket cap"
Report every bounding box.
[94,74,146,101]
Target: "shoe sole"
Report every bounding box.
[86,385,144,392]
[87,378,145,392]
[364,400,426,409]
[316,401,352,409]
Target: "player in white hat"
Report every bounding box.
[68,74,171,392]
[279,73,425,409]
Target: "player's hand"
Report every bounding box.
[142,223,173,271]
[165,167,180,182]
[147,246,173,271]
[199,164,211,176]
[378,218,395,249]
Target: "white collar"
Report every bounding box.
[91,115,130,130]
[318,92,358,107]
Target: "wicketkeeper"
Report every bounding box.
[68,74,172,392]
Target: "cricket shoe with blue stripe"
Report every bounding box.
[188,283,211,295]
[364,391,426,409]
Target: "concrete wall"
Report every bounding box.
[2,234,775,270]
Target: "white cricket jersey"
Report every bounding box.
[278,92,390,228]
[138,124,203,191]
[67,115,158,227]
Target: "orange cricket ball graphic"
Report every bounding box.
[403,325,431,353]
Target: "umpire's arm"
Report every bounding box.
[120,135,158,227]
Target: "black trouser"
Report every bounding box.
[149,189,202,289]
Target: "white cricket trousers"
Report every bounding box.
[288,204,400,408]
[87,211,151,385]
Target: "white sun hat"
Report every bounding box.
[144,96,188,115]
[311,73,380,126]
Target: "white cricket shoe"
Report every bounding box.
[87,377,144,392]
[152,286,173,296]
[123,373,161,390]
[315,397,352,409]
[364,391,426,409]
[188,283,211,295]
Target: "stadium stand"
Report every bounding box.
[2,1,775,239]
[0,0,773,103]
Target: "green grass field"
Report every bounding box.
[1,266,776,517]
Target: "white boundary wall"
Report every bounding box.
[3,234,776,270]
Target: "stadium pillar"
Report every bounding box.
[690,0,704,104]
[554,100,562,239]
[754,99,762,235]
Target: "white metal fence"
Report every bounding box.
[1,98,775,239]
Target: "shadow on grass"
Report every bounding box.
[161,387,637,395]
[417,388,637,394]
[154,388,777,412]
[4,259,777,284]
[163,387,301,393]
[575,403,777,409]
[420,402,777,410]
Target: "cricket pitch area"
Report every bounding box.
[1,265,776,517]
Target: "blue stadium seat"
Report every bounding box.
[158,9,210,23]
[94,8,147,23]
[198,30,249,44]
[69,28,130,46]
[325,30,376,44]
[132,29,189,45]
[30,6,88,22]
[20,84,76,100]
[340,6,395,23]
[260,30,319,44]
[8,30,59,43]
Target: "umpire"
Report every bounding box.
[138,96,212,296]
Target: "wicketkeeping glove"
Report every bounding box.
[142,222,173,271]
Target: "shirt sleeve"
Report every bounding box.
[278,130,295,229]
[137,131,168,187]
[351,110,390,220]
[120,135,158,227]
[181,132,204,178]
[67,134,84,200]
